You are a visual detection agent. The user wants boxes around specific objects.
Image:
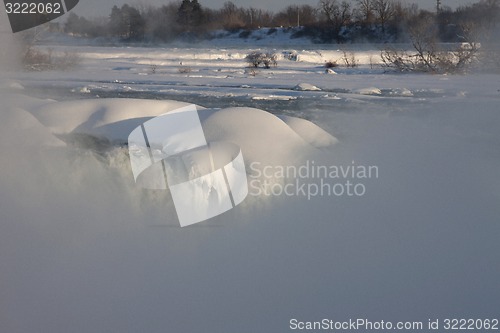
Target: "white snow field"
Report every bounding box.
[1,36,500,333]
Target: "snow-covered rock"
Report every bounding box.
[6,81,24,90]
[354,87,382,95]
[294,83,321,91]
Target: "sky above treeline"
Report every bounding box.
[72,0,477,17]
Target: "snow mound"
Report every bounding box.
[294,83,321,91]
[278,115,338,148]
[354,87,382,95]
[0,92,63,147]
[0,92,56,111]
[24,98,337,165]
[31,99,197,142]
[201,107,335,164]
[0,107,65,147]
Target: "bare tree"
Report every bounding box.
[247,8,274,28]
[373,0,395,33]
[339,1,352,26]
[319,0,351,41]
[297,5,318,27]
[220,1,244,30]
[319,0,338,26]
[274,6,301,27]
[356,0,374,25]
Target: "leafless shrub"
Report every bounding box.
[381,19,480,74]
[325,60,338,68]
[381,47,420,72]
[23,47,52,71]
[19,27,79,71]
[341,51,359,68]
[438,42,480,73]
[245,52,278,69]
[381,45,479,74]
[22,47,81,71]
[462,22,500,73]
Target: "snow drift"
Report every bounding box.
[27,98,338,165]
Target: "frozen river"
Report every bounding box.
[1,43,500,333]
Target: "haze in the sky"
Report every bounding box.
[73,0,477,17]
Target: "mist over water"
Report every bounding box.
[1,14,500,333]
[0,11,23,75]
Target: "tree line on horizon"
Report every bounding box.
[63,0,499,43]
